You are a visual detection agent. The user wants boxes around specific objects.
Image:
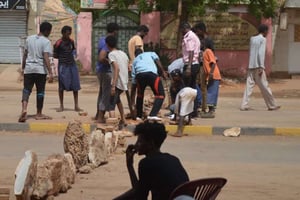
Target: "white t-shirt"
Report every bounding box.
[175,87,197,116]
[108,50,129,91]
[24,34,52,74]
[168,58,184,74]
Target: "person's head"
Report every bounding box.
[193,22,207,39]
[39,21,52,37]
[133,120,167,155]
[107,23,119,36]
[61,25,72,39]
[180,22,191,35]
[170,69,182,81]
[105,35,117,50]
[203,38,214,51]
[137,25,149,38]
[134,48,144,57]
[258,24,269,37]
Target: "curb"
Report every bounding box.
[1,123,300,136]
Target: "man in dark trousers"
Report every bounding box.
[19,22,53,122]
[113,120,189,200]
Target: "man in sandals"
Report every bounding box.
[19,22,53,122]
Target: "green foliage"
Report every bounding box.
[106,0,279,19]
[61,0,81,14]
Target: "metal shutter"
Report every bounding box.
[0,11,27,63]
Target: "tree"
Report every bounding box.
[61,0,81,14]
[107,0,279,20]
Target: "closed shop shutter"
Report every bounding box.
[0,11,27,63]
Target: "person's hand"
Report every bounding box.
[209,73,213,80]
[162,71,168,80]
[48,74,53,83]
[258,68,263,76]
[184,66,191,76]
[126,144,136,166]
[111,87,116,96]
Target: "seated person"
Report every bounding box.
[113,120,189,200]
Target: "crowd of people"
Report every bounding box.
[17,20,282,199]
[18,20,280,129]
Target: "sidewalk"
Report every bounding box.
[0,64,300,136]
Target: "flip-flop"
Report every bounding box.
[18,112,27,123]
[35,115,52,120]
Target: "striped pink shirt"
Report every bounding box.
[182,30,201,64]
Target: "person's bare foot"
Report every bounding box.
[35,114,52,120]
[170,132,183,137]
[75,107,83,112]
[56,106,64,112]
[18,111,27,123]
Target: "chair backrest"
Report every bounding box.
[169,177,227,200]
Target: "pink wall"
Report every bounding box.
[77,12,92,72]
[217,19,272,77]
[141,12,160,44]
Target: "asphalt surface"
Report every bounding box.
[0,64,299,136]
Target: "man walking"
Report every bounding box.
[240,24,280,111]
[19,22,53,122]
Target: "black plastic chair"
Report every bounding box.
[169,177,227,200]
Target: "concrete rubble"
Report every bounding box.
[14,119,131,199]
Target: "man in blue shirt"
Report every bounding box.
[95,23,119,123]
[131,49,167,121]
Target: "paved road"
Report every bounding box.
[1,132,300,200]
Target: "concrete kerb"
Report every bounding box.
[1,122,300,136]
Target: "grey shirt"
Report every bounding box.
[24,34,52,74]
[248,34,266,69]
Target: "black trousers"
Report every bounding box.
[136,72,165,118]
[22,73,47,111]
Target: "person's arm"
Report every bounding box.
[21,49,28,72]
[99,49,109,64]
[126,144,138,187]
[110,60,119,95]
[43,52,53,83]
[258,37,266,76]
[154,59,167,80]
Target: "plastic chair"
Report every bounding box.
[169,177,227,200]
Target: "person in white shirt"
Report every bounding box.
[106,35,129,128]
[19,22,53,122]
[240,24,280,111]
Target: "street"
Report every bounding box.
[1,132,300,200]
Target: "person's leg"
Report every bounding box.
[57,89,64,112]
[98,72,112,122]
[35,74,47,117]
[148,74,165,117]
[73,91,82,111]
[241,70,255,110]
[57,64,65,112]
[207,80,220,113]
[95,72,102,119]
[19,74,34,122]
[200,66,207,112]
[255,70,279,109]
[135,74,147,119]
[70,64,82,112]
